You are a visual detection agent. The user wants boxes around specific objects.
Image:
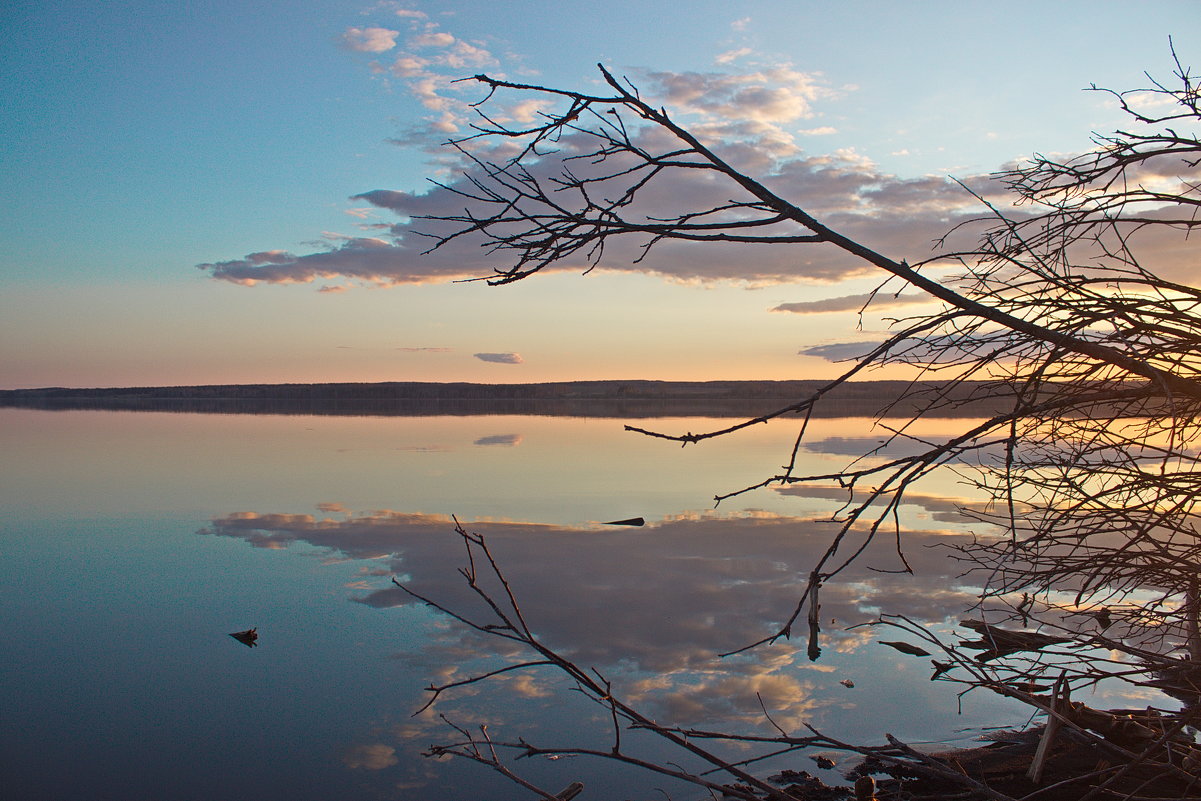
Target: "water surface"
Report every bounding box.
[2,408,1104,799]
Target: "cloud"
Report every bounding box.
[473,434,521,447]
[715,47,751,65]
[200,134,997,288]
[772,292,934,315]
[799,327,1071,366]
[211,45,1199,292]
[799,338,963,363]
[410,31,454,48]
[473,352,522,364]
[441,40,494,70]
[223,34,1040,289]
[339,27,400,53]
[345,14,500,139]
[341,743,398,770]
[641,66,834,127]
[199,237,439,286]
[387,54,428,78]
[395,346,451,352]
[798,341,876,361]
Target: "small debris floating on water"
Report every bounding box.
[878,640,932,656]
[229,628,259,648]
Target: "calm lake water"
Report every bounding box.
[0,408,1151,799]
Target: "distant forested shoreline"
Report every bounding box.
[0,380,1020,418]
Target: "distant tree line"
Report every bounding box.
[0,379,1014,418]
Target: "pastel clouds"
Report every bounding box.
[773,293,934,315]
[798,341,877,362]
[636,66,841,155]
[199,136,989,287]
[799,334,1024,366]
[387,55,427,78]
[715,47,752,65]
[339,27,400,53]
[200,237,417,286]
[351,9,835,155]
[341,743,398,770]
[473,352,522,364]
[409,31,453,48]
[355,13,500,137]
[246,249,291,265]
[212,35,1197,295]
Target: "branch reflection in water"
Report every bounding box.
[194,414,1021,796]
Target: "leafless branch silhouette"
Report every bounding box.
[399,46,1201,798]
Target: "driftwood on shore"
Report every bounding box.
[824,702,1201,801]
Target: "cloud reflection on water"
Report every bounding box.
[473,433,522,446]
[203,506,989,739]
[4,409,1026,800]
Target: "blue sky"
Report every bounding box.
[2,1,1197,387]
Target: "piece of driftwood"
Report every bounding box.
[958,619,1071,662]
[853,775,877,800]
[765,769,851,800]
[806,573,822,661]
[553,781,583,800]
[875,703,1201,801]
[878,640,932,657]
[1027,672,1069,783]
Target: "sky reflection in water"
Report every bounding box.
[1,409,1093,799]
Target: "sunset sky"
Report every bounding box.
[3,1,1196,388]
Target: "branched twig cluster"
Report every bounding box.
[397,524,1069,800]
[396,49,1201,799]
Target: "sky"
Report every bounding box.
[2,0,1198,388]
